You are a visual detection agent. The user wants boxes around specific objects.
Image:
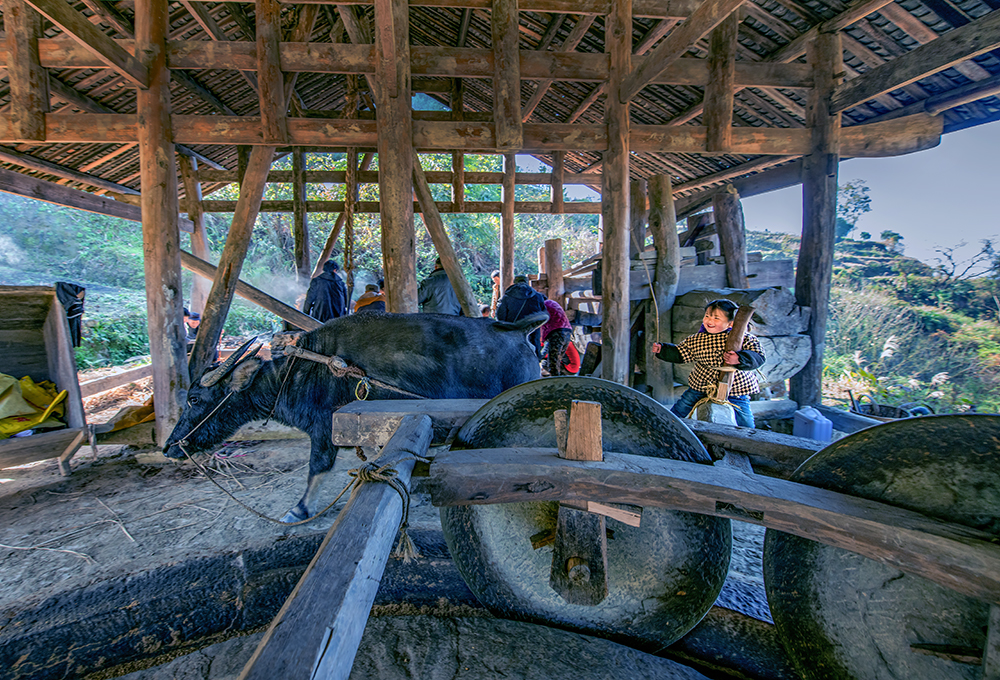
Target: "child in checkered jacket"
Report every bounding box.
[651,299,765,428]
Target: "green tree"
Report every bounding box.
[836,179,872,240]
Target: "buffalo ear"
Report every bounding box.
[230,358,263,392]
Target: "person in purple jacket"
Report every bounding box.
[541,298,573,376]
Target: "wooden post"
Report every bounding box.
[790,31,842,407]
[537,245,547,276]
[501,153,516,290]
[602,0,631,385]
[292,149,310,283]
[551,150,565,215]
[256,0,287,144]
[713,184,748,289]
[451,79,465,213]
[413,151,480,317]
[375,0,416,313]
[238,415,433,680]
[704,13,737,153]
[5,0,48,141]
[544,238,564,305]
[136,0,188,447]
[629,179,648,259]
[647,174,679,403]
[178,154,211,315]
[312,152,374,279]
[551,401,608,606]
[189,145,275,381]
[345,146,358,304]
[492,0,523,151]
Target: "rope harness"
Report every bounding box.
[686,365,738,417]
[176,345,430,560]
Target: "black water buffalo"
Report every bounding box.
[163,311,548,522]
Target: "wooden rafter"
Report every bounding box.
[23,0,149,89]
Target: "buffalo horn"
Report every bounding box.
[200,337,262,387]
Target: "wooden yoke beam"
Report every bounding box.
[492,0,523,150]
[136,0,188,446]
[413,151,481,317]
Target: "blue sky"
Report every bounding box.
[520,117,1000,269]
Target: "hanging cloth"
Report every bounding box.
[55,282,85,347]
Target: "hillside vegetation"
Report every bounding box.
[1,166,998,413]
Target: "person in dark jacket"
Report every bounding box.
[497,275,547,358]
[304,260,348,322]
[417,258,461,315]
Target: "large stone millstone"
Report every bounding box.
[440,377,732,651]
[763,415,1000,680]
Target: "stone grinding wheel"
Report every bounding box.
[440,377,732,650]
[763,414,1000,680]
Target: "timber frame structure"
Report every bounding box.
[1,0,999,442]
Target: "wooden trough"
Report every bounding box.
[237,383,1000,680]
[0,286,86,475]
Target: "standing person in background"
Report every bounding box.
[354,283,386,314]
[651,298,764,428]
[480,304,491,317]
[540,298,573,376]
[304,260,348,322]
[418,258,461,315]
[489,270,501,318]
[497,275,547,358]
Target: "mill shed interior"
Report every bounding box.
[0,0,999,442]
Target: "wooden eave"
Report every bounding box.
[0,0,994,207]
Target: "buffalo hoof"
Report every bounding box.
[280,506,309,524]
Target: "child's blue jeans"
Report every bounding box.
[670,388,755,428]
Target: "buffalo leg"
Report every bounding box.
[282,440,339,523]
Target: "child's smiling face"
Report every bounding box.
[702,308,734,334]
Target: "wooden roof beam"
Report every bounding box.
[23,0,148,88]
[0,143,140,194]
[257,0,288,142]
[522,15,596,122]
[280,0,701,19]
[619,0,746,103]
[831,8,1000,113]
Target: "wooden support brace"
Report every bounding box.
[551,401,608,606]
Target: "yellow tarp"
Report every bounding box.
[0,375,67,439]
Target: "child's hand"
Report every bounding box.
[651,342,662,353]
[723,350,739,365]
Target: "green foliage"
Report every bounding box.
[836,179,871,240]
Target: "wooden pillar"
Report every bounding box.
[629,179,648,259]
[551,150,565,215]
[501,153,516,289]
[136,0,188,446]
[345,146,358,303]
[178,154,210,315]
[545,238,564,306]
[292,149,310,283]
[646,174,678,403]
[602,0,631,385]
[5,0,48,141]
[451,79,466,213]
[704,13,737,153]
[375,0,416,313]
[256,0,288,144]
[713,184,748,288]
[492,0,523,151]
[189,145,275,381]
[413,152,480,318]
[790,31,842,407]
[537,245,547,275]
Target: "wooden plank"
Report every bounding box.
[0,427,87,471]
[602,0,631,384]
[189,145,276,381]
[374,0,415,313]
[332,399,488,447]
[412,152,480,317]
[181,250,321,331]
[239,414,432,680]
[79,363,153,398]
[492,0,523,150]
[292,149,310,281]
[24,0,148,88]
[256,0,288,143]
[179,155,211,313]
[646,174,678,402]
[712,184,747,288]
[427,446,1000,605]
[5,0,48,141]
[501,153,516,290]
[831,8,1000,113]
[629,179,648,259]
[136,0,187,446]
[619,0,745,102]
[791,32,841,408]
[704,13,737,153]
